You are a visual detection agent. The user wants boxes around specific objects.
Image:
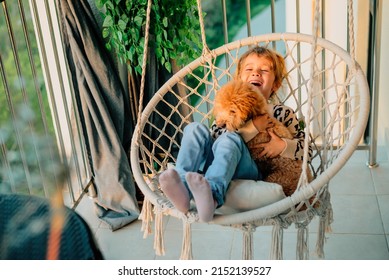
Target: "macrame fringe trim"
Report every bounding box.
[180,221,193,260]
[314,206,334,258]
[325,206,334,233]
[270,222,283,260]
[296,224,309,260]
[242,226,254,260]
[139,198,154,238]
[153,206,165,256]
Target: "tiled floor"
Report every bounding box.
[75,149,389,260]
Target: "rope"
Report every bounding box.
[180,221,193,260]
[296,222,309,260]
[153,206,165,256]
[135,0,152,142]
[299,0,321,189]
[347,0,355,62]
[134,0,154,245]
[242,224,255,260]
[196,0,218,113]
[196,0,210,56]
[270,219,284,259]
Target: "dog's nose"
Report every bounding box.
[216,120,226,128]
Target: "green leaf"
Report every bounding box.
[102,28,110,38]
[118,19,127,31]
[134,15,143,27]
[155,48,162,59]
[127,49,133,61]
[162,17,168,28]
[165,40,173,50]
[135,65,142,75]
[164,61,172,73]
[102,15,113,27]
[105,1,114,11]
[163,29,168,40]
[155,33,162,45]
[95,0,104,9]
[138,54,143,68]
[170,51,177,60]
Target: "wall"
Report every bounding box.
[377,0,389,155]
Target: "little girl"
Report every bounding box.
[159,46,312,222]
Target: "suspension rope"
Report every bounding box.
[298,0,321,188]
[196,0,210,56]
[347,0,356,67]
[136,0,152,140]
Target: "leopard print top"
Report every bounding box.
[210,104,313,161]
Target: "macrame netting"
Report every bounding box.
[130,0,370,260]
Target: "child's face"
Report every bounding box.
[239,54,277,101]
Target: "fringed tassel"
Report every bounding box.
[296,223,309,260]
[180,221,193,260]
[153,206,165,256]
[325,206,334,233]
[139,198,154,239]
[270,222,284,260]
[242,225,254,260]
[314,206,333,258]
[314,214,326,258]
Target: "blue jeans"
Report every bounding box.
[174,122,261,207]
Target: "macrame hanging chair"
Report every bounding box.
[130,0,370,260]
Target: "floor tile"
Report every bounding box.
[73,195,101,231]
[94,221,156,260]
[330,195,384,234]
[329,163,375,195]
[316,233,389,260]
[377,195,389,234]
[387,235,389,249]
[348,149,369,163]
[190,228,236,259]
[371,162,389,195]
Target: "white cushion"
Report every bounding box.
[165,164,285,214]
[216,179,286,215]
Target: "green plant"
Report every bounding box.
[96,0,202,74]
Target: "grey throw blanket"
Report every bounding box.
[57,0,140,230]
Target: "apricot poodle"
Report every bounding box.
[213,80,312,199]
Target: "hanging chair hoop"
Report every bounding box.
[130,32,370,226]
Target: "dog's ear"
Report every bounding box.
[228,104,237,116]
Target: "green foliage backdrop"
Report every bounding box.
[95,0,203,74]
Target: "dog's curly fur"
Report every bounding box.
[213,80,313,199]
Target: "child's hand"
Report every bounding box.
[258,129,286,158]
[252,114,274,132]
